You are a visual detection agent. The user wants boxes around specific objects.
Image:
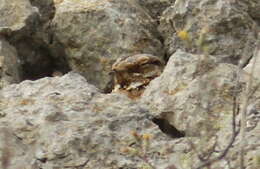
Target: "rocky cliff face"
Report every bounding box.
[0,0,259,169]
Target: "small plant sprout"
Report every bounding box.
[121,131,155,169]
[177,29,192,49]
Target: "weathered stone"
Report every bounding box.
[137,0,175,19]
[0,72,184,169]
[51,0,163,91]
[0,0,39,33]
[0,1,259,168]
[0,37,22,88]
[159,0,257,64]
[112,54,164,99]
[142,50,260,134]
[244,48,260,80]
[141,50,260,168]
[0,0,70,83]
[246,0,260,20]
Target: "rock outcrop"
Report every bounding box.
[0,0,259,168]
[51,0,164,91]
[159,0,258,64]
[141,50,260,168]
[0,0,70,84]
[0,72,185,169]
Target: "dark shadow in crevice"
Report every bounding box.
[8,36,70,81]
[152,117,185,138]
[29,0,56,23]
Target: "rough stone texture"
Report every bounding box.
[0,0,259,169]
[0,38,22,88]
[142,50,260,134]
[0,0,70,83]
[0,0,38,33]
[141,50,260,168]
[29,0,55,23]
[246,0,260,20]
[0,72,186,169]
[159,0,258,64]
[0,68,259,169]
[51,0,163,91]
[137,0,175,19]
[244,48,260,80]
[112,54,164,99]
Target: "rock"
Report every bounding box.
[112,54,164,99]
[246,0,260,20]
[142,50,260,134]
[0,0,70,83]
[0,0,39,33]
[0,72,184,169]
[29,0,55,23]
[137,0,175,19]
[51,0,163,91]
[244,47,260,80]
[0,1,259,168]
[141,49,260,168]
[0,37,22,88]
[159,0,258,64]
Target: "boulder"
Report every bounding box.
[51,0,163,91]
[246,0,260,20]
[159,0,258,64]
[0,0,38,33]
[142,50,260,134]
[0,72,184,169]
[141,49,260,168]
[0,0,70,83]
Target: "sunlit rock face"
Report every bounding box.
[159,0,258,64]
[51,0,164,91]
[0,0,259,168]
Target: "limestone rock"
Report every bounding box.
[0,0,70,84]
[142,50,260,134]
[112,54,164,99]
[0,38,22,88]
[141,49,260,168]
[137,0,175,18]
[159,0,258,64]
[0,72,184,169]
[51,0,163,91]
[247,0,260,19]
[0,0,39,33]
[244,48,260,80]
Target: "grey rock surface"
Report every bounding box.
[142,50,260,134]
[0,0,38,33]
[244,48,260,80]
[0,72,185,169]
[246,0,260,20]
[0,65,258,169]
[0,0,70,83]
[0,0,259,169]
[51,0,163,91]
[137,0,175,19]
[0,38,21,88]
[159,0,258,64]
[141,49,260,168]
